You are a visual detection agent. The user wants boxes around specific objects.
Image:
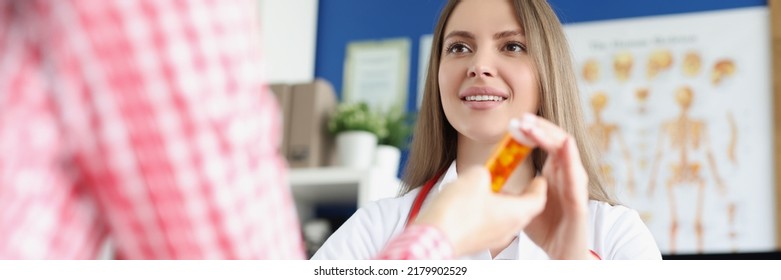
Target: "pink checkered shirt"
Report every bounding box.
[0,0,452,260]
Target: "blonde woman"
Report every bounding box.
[313,0,661,260]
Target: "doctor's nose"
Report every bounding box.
[467,64,496,78]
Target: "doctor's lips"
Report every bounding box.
[459,86,508,102]
[484,118,536,193]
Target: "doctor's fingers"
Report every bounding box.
[548,138,589,208]
[490,176,548,226]
[559,137,589,191]
[518,115,587,184]
[515,113,573,158]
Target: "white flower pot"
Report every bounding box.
[335,131,377,169]
[374,145,401,178]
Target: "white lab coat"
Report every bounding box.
[311,162,662,260]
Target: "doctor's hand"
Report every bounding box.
[412,167,547,258]
[512,114,594,260]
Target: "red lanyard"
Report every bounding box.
[405,171,445,227]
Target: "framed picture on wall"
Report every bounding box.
[564,6,777,255]
[342,38,410,113]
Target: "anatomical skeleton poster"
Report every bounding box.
[565,7,774,254]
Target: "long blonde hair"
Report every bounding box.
[401,0,616,204]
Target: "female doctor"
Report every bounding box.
[313,0,662,260]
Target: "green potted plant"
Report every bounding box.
[378,106,415,150]
[327,102,387,169]
[375,106,415,178]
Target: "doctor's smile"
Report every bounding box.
[459,86,510,110]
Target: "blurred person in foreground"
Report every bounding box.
[0,0,547,259]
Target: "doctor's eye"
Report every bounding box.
[445,42,472,55]
[503,41,527,53]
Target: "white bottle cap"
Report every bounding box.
[508,118,536,147]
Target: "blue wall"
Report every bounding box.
[314,0,767,177]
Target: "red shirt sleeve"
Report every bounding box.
[376,225,454,260]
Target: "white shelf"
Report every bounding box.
[289,166,402,221]
[290,166,364,186]
[289,167,368,205]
